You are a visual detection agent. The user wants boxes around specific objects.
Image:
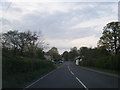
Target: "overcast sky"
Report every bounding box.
[1,0,119,54]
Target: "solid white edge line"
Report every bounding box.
[76,77,88,90]
[23,70,55,89]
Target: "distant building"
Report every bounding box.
[75,56,82,65]
[75,56,81,60]
[76,59,79,65]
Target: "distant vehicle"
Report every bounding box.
[59,60,63,64]
[54,60,64,64]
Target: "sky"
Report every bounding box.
[1,0,119,54]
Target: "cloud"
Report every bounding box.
[71,16,117,29]
[1,2,118,54]
[4,0,119,2]
[47,36,97,49]
[45,35,99,54]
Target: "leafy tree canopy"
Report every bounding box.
[98,22,120,55]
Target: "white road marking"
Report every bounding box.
[68,65,88,90]
[67,66,71,71]
[76,77,88,90]
[23,70,55,89]
[68,66,74,75]
[24,65,88,89]
[70,71,74,75]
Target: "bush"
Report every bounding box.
[2,54,55,88]
[3,57,54,74]
[80,54,119,71]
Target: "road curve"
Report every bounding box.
[24,61,119,89]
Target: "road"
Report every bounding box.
[24,61,119,89]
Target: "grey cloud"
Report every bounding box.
[0,1,22,12]
[1,2,117,43]
[1,18,11,25]
[5,2,116,40]
[1,2,117,53]
[10,7,22,12]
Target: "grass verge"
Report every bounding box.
[81,65,120,75]
[55,63,62,67]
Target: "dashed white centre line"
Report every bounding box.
[70,71,74,75]
[67,65,88,90]
[68,66,70,71]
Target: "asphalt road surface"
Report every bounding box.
[24,61,119,89]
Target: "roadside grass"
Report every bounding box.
[81,66,120,75]
[3,67,55,88]
[55,63,62,67]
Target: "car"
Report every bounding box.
[59,60,64,64]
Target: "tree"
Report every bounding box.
[78,47,89,59]
[2,30,45,57]
[2,30,19,54]
[47,47,61,60]
[98,22,120,55]
[68,47,79,60]
[36,47,45,59]
[62,51,69,61]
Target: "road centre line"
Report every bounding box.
[70,71,74,75]
[67,66,71,71]
[24,65,88,89]
[67,66,88,90]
